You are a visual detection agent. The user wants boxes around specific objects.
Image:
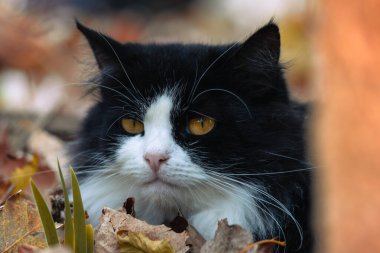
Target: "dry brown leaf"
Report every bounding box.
[0,192,47,253]
[185,225,206,253]
[94,207,189,253]
[200,219,253,253]
[0,179,14,205]
[117,231,175,253]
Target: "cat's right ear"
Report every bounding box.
[76,20,121,70]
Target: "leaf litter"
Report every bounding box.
[0,192,47,253]
[0,127,285,253]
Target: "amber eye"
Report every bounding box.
[121,118,144,134]
[188,116,215,136]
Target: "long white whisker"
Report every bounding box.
[189,43,238,102]
[205,170,303,246]
[192,88,252,119]
[264,151,312,165]
[102,72,141,104]
[97,33,145,101]
[69,82,132,105]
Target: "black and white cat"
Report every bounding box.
[71,21,312,252]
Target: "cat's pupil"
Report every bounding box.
[199,118,204,128]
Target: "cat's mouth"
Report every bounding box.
[143,176,177,189]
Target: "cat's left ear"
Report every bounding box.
[76,20,122,70]
[234,21,280,66]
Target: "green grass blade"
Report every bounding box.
[30,179,59,246]
[86,224,94,253]
[71,166,87,253]
[58,160,74,249]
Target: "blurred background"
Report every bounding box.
[0,0,310,194]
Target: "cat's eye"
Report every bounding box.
[188,116,215,136]
[121,118,144,134]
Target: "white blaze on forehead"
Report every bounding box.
[143,94,175,154]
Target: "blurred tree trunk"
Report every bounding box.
[312,1,380,253]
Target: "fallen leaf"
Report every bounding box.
[10,156,39,193]
[0,178,14,205]
[239,239,286,253]
[200,219,253,253]
[94,207,189,253]
[185,225,206,253]
[0,192,47,253]
[117,231,175,253]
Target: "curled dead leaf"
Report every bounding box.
[185,225,206,253]
[117,231,175,253]
[200,219,253,253]
[94,207,189,253]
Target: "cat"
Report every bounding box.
[71,20,312,252]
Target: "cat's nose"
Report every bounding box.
[144,153,169,172]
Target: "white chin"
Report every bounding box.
[145,179,175,189]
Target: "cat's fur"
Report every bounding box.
[71,21,312,252]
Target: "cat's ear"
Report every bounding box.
[235,21,280,66]
[76,20,121,70]
[231,22,288,100]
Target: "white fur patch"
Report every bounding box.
[79,92,272,239]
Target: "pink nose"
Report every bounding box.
[144,153,169,172]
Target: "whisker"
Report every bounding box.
[264,151,313,166]
[105,112,132,135]
[204,170,303,247]
[192,88,253,119]
[221,167,313,176]
[102,72,142,104]
[69,82,132,105]
[189,43,238,102]
[96,33,145,101]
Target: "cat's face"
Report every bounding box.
[74,22,291,194]
[73,22,309,247]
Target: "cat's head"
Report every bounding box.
[73,21,301,198]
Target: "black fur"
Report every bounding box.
[72,21,312,252]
